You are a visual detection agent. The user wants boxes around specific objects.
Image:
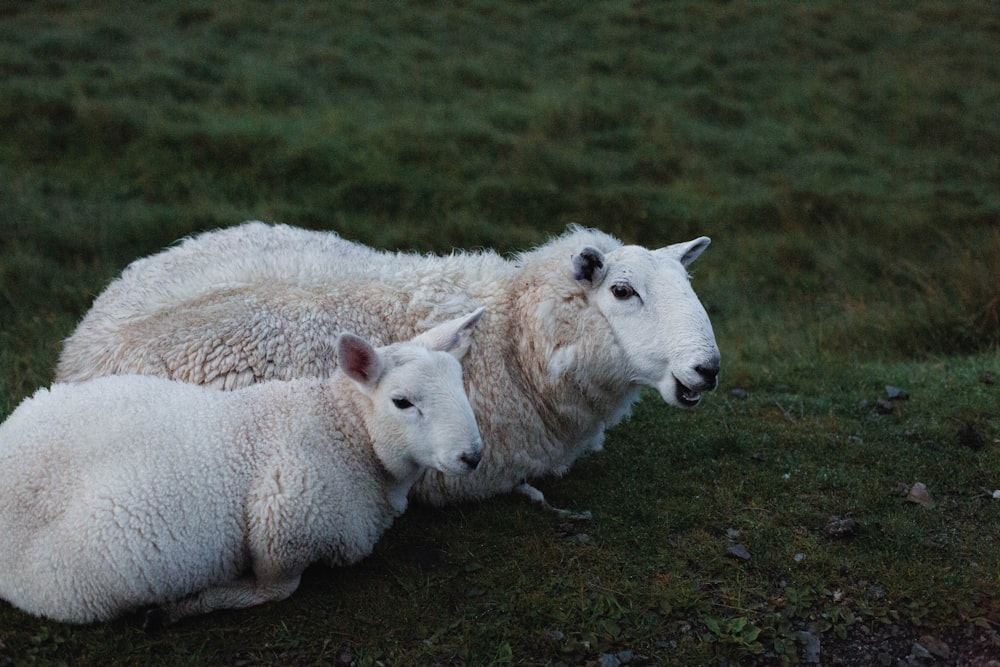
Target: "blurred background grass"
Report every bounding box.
[2,1,998,393]
[1,2,998,664]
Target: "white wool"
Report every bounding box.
[56,222,720,507]
[1,314,482,623]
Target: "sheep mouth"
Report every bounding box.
[675,379,703,408]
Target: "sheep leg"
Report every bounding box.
[515,482,592,520]
[158,573,302,624]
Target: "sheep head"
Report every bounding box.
[573,238,720,409]
[338,309,485,480]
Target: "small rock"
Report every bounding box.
[794,552,806,563]
[541,629,565,643]
[730,388,748,399]
[599,653,621,667]
[910,641,932,660]
[825,515,860,539]
[616,650,635,664]
[885,385,909,400]
[726,544,752,561]
[917,635,949,659]
[875,399,894,414]
[726,528,740,540]
[993,490,1000,500]
[906,482,935,509]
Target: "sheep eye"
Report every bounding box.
[611,283,636,300]
[392,397,414,410]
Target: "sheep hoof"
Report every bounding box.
[141,605,169,632]
[515,483,592,520]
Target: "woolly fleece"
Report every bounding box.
[56,223,720,506]
[2,318,482,623]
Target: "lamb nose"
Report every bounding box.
[460,451,482,470]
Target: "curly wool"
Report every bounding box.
[57,222,717,506]
[2,321,481,623]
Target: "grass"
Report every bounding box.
[1,1,999,664]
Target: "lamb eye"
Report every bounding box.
[611,283,636,300]
[392,397,414,410]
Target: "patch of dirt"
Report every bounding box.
[795,624,1000,667]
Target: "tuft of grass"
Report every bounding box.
[887,230,1000,355]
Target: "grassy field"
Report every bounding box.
[1,1,999,664]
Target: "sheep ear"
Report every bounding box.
[658,237,711,268]
[412,307,485,360]
[337,333,383,389]
[572,246,607,285]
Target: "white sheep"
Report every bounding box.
[56,222,721,512]
[0,310,484,624]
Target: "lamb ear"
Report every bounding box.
[572,246,607,285]
[412,307,485,360]
[658,236,711,268]
[337,333,383,390]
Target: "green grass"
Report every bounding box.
[1,1,999,664]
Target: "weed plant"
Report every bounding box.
[1,2,998,664]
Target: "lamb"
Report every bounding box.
[0,310,484,624]
[56,222,721,511]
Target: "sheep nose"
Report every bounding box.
[460,450,482,471]
[695,360,720,390]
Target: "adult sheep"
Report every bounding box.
[56,222,721,511]
[0,311,484,624]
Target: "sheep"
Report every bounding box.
[56,222,721,513]
[0,310,484,624]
